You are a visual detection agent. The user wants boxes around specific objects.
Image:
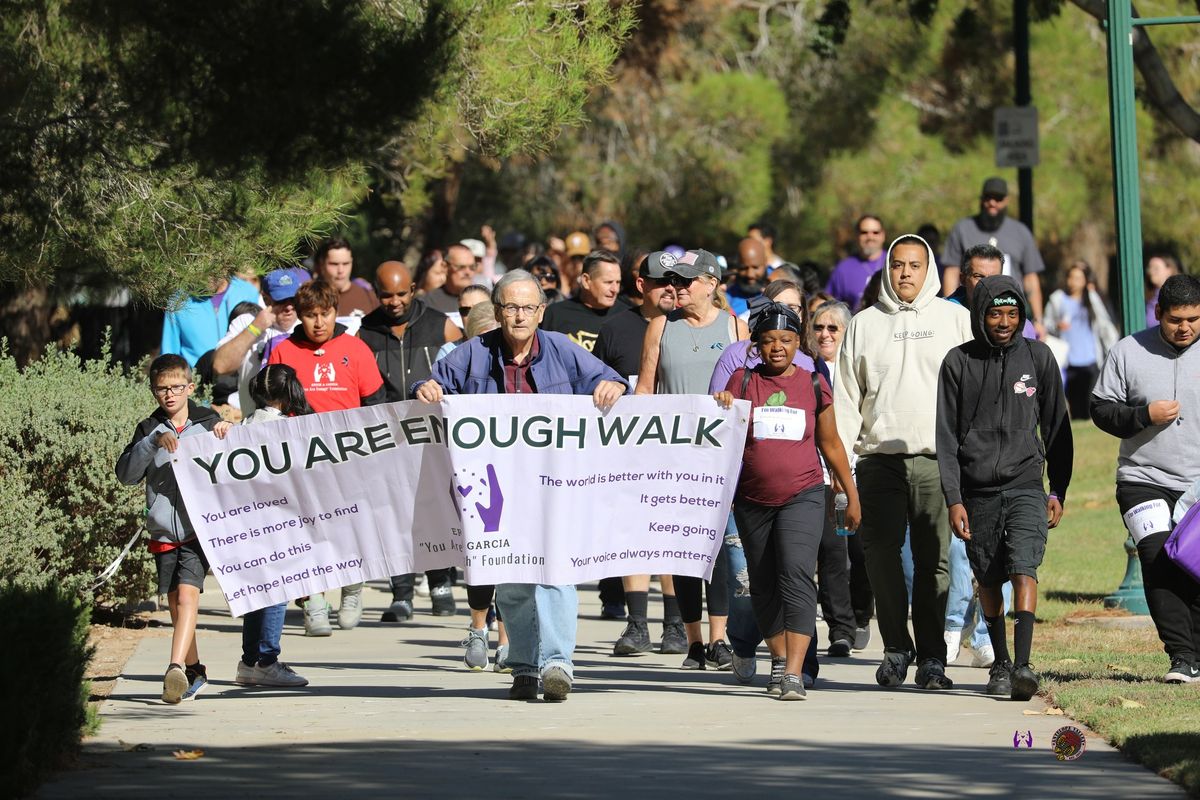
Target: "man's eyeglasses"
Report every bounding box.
[499,303,543,317]
[812,324,840,333]
[152,384,190,397]
[858,228,884,236]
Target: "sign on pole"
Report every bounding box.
[994,106,1039,168]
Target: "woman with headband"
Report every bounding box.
[713,302,860,700]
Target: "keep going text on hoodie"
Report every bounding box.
[834,235,974,457]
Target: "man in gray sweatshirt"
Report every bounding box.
[1091,273,1200,684]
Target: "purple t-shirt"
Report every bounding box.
[826,253,885,309]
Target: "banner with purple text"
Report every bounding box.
[173,402,463,616]
[173,395,749,615]
[441,394,748,585]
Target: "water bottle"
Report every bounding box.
[834,492,852,536]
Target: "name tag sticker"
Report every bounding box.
[1122,499,1172,543]
[752,406,805,441]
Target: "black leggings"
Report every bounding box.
[816,488,857,644]
[1065,364,1099,420]
[735,485,825,636]
[467,585,496,613]
[674,542,730,624]
[1117,482,1200,661]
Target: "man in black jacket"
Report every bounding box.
[936,275,1073,700]
[359,260,463,622]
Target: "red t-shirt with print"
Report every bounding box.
[726,366,832,507]
[267,331,384,413]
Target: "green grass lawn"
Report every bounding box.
[1030,422,1200,796]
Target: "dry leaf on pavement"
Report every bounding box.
[172,749,205,760]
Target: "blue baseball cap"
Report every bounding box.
[263,267,310,303]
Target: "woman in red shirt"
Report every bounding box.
[714,302,860,700]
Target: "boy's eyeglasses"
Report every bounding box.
[152,384,190,397]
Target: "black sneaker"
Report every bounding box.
[705,639,733,670]
[1011,663,1040,700]
[381,599,414,623]
[1165,657,1200,684]
[779,674,807,701]
[613,620,652,655]
[766,657,786,695]
[853,626,871,651]
[827,638,852,658]
[986,659,1014,696]
[509,675,538,701]
[430,585,457,616]
[681,641,707,670]
[914,658,954,690]
[660,621,688,655]
[875,650,913,688]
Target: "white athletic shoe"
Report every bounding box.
[944,629,962,664]
[338,585,364,630]
[971,643,996,668]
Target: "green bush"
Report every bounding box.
[0,341,157,606]
[0,583,94,797]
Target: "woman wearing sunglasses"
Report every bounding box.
[810,301,852,379]
[636,249,749,671]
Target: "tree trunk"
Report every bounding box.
[0,284,59,367]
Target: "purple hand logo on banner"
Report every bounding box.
[455,464,505,533]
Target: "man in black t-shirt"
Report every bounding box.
[541,250,622,353]
[596,252,689,656]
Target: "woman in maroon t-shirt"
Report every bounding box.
[714,302,861,701]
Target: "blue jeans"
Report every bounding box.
[495,584,577,680]
[241,602,286,667]
[725,512,819,680]
[946,537,1012,646]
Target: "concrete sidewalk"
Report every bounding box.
[42,579,1182,799]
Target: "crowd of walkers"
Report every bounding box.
[122,176,1200,705]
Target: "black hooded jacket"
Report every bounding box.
[936,275,1073,507]
[358,298,454,402]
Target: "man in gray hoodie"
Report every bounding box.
[1091,273,1200,684]
[836,234,973,690]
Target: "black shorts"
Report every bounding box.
[154,539,209,595]
[963,488,1047,587]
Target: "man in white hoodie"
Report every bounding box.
[835,234,973,690]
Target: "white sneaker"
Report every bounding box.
[338,585,363,630]
[944,629,962,664]
[236,660,310,687]
[304,598,333,636]
[971,643,996,668]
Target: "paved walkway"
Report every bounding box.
[42,579,1182,798]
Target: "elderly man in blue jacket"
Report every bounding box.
[415,269,628,701]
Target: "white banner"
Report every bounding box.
[442,394,748,585]
[173,396,748,615]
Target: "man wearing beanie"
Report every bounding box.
[835,234,973,690]
[936,275,1073,700]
